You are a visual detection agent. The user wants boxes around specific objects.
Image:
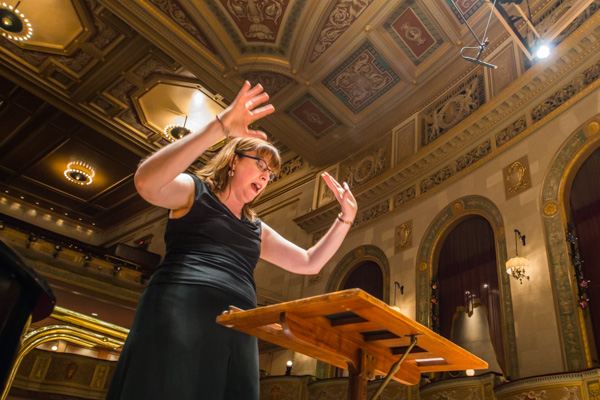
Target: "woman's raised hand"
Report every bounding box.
[218,81,275,140]
[321,172,357,222]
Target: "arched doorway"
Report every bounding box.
[437,215,505,375]
[541,117,600,371]
[416,196,519,379]
[568,146,600,364]
[341,260,383,300]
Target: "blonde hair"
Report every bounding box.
[196,137,281,220]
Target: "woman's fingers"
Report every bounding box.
[246,82,264,98]
[248,129,268,140]
[321,173,357,219]
[322,173,345,200]
[251,104,275,120]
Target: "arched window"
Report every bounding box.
[341,260,383,301]
[569,146,600,364]
[437,215,505,375]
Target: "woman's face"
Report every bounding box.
[229,151,273,203]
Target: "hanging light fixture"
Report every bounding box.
[64,161,95,185]
[506,229,530,284]
[163,115,191,143]
[0,1,33,41]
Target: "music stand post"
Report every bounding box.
[217,289,487,400]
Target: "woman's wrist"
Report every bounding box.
[215,114,230,139]
[337,212,354,226]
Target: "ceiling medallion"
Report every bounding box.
[0,1,33,41]
[64,161,95,185]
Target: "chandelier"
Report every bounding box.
[0,1,33,41]
[64,161,95,185]
[163,115,191,143]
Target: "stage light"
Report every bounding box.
[535,44,550,59]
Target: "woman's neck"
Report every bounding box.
[216,188,243,219]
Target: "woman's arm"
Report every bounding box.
[134,82,274,211]
[260,172,357,274]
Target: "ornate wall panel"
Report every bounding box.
[393,119,416,166]
[259,375,314,400]
[339,136,391,189]
[420,140,492,195]
[532,60,600,124]
[495,117,527,149]
[420,372,498,400]
[494,369,600,400]
[420,73,485,147]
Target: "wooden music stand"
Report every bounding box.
[216,289,488,400]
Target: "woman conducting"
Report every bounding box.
[106,82,357,400]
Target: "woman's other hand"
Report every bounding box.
[218,81,275,140]
[321,172,357,223]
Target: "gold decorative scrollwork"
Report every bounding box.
[506,161,529,194]
[395,222,413,252]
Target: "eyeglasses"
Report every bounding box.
[235,152,277,182]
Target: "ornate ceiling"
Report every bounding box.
[0,0,598,230]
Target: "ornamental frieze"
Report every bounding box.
[532,59,600,123]
[496,117,527,148]
[339,143,389,188]
[420,73,485,147]
[393,186,416,208]
[420,140,492,194]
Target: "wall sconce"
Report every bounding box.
[506,229,530,284]
[285,360,292,376]
[392,281,404,310]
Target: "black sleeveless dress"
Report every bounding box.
[106,175,262,400]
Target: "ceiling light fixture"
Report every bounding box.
[64,161,95,185]
[163,115,191,143]
[491,0,589,61]
[0,1,33,41]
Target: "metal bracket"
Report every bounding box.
[370,334,420,400]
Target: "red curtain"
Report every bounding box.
[342,261,384,301]
[437,216,506,373]
[570,146,600,362]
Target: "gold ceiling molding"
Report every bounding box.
[294,13,600,232]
